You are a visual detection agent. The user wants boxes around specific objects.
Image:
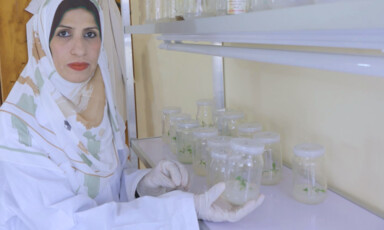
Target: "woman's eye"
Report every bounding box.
[84,31,98,38]
[57,30,70,37]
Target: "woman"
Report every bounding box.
[0,0,263,229]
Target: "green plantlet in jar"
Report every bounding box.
[172,136,176,141]
[199,160,206,167]
[236,176,247,190]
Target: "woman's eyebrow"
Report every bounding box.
[84,26,99,30]
[56,25,72,29]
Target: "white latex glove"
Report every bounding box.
[137,160,189,196]
[194,182,265,222]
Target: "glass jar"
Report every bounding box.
[169,113,191,154]
[213,108,228,135]
[254,132,282,185]
[176,119,200,164]
[216,0,227,16]
[184,0,210,19]
[250,0,269,11]
[227,0,250,15]
[169,0,185,21]
[207,136,232,187]
[224,138,264,206]
[236,122,262,138]
[221,111,245,136]
[192,127,219,176]
[161,106,181,144]
[292,143,327,204]
[196,99,214,128]
[267,0,314,9]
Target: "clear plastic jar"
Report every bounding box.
[254,132,282,185]
[169,113,191,154]
[192,127,219,176]
[224,138,264,206]
[292,143,327,204]
[196,99,214,128]
[227,0,250,15]
[267,0,314,9]
[207,136,232,187]
[161,106,181,144]
[236,122,262,138]
[176,119,200,164]
[221,111,245,137]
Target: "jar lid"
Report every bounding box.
[162,106,181,114]
[293,143,325,158]
[253,132,280,144]
[237,122,262,133]
[222,111,244,120]
[169,113,191,122]
[230,138,264,155]
[193,127,219,138]
[207,136,232,148]
[177,119,200,129]
[210,149,229,160]
[196,99,213,106]
[213,108,228,116]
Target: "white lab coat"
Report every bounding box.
[0,145,199,230]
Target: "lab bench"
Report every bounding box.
[130,137,384,230]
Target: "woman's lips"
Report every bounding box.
[68,62,89,71]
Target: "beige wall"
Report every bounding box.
[130,1,384,217]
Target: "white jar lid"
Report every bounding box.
[162,106,181,114]
[222,111,244,120]
[193,127,219,138]
[210,149,229,160]
[237,122,262,133]
[196,99,213,106]
[294,143,325,158]
[177,119,200,129]
[253,132,280,144]
[207,136,232,148]
[230,138,264,155]
[169,113,190,122]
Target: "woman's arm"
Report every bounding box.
[0,161,199,230]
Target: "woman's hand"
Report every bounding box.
[137,160,189,196]
[194,183,264,222]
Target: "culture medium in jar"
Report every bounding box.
[162,106,181,144]
[236,122,263,138]
[292,143,327,204]
[224,138,264,206]
[207,136,232,187]
[176,119,200,164]
[254,132,282,185]
[221,111,245,137]
[192,127,219,176]
[196,99,214,128]
[169,113,191,154]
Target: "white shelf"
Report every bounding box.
[130,137,384,230]
[126,1,384,35]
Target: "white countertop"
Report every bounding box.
[131,137,384,230]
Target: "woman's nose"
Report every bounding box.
[70,37,86,56]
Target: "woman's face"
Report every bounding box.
[50,8,101,83]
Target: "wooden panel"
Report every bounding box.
[0,0,31,102]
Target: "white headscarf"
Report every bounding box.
[0,0,126,198]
